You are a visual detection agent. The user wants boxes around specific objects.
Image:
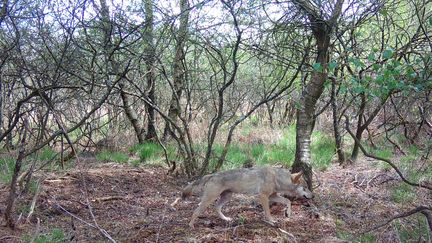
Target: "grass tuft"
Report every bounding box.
[0,157,15,184]
[96,150,129,163]
[22,228,66,243]
[311,131,336,171]
[391,183,415,203]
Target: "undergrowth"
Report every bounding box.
[96,150,129,163]
[22,228,66,243]
[0,156,15,184]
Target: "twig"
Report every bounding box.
[27,179,41,222]
[92,196,124,203]
[42,96,117,243]
[84,194,117,243]
[344,116,432,190]
[155,201,171,243]
[54,201,117,243]
[358,205,432,235]
[0,236,21,241]
[30,218,41,243]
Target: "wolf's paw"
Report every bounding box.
[223,216,233,222]
[263,218,277,227]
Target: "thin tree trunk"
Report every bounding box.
[292,0,344,190]
[163,0,189,140]
[331,77,345,164]
[351,93,389,162]
[351,92,366,162]
[143,0,157,141]
[5,121,27,228]
[120,84,145,143]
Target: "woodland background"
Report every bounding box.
[0,0,431,242]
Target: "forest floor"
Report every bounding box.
[0,157,430,242]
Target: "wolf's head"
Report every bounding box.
[291,171,313,199]
[294,184,313,199]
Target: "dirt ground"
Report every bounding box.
[0,159,430,242]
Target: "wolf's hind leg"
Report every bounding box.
[215,190,233,221]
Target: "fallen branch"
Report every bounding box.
[344,116,432,191]
[54,201,117,243]
[27,179,41,222]
[358,205,432,235]
[92,196,125,203]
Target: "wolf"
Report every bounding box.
[170,166,313,228]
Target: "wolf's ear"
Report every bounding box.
[291,171,303,184]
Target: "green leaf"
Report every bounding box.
[353,85,365,93]
[349,57,364,68]
[368,53,375,62]
[429,16,432,26]
[383,48,394,59]
[372,63,381,71]
[312,62,323,72]
[380,9,388,16]
[328,61,338,71]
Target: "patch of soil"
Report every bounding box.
[0,160,430,242]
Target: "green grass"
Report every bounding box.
[37,147,57,161]
[209,144,249,170]
[394,216,430,242]
[311,131,336,171]
[207,125,335,171]
[96,150,129,163]
[356,233,376,242]
[0,157,15,184]
[22,228,66,243]
[130,142,178,164]
[391,183,416,203]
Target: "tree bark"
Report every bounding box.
[163,0,190,140]
[120,84,145,143]
[351,93,389,162]
[331,77,345,164]
[143,0,157,141]
[292,0,344,190]
[5,121,27,228]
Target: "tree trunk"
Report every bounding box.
[291,0,344,190]
[143,0,157,141]
[5,121,27,228]
[120,84,145,143]
[163,0,189,140]
[350,92,366,162]
[351,93,389,162]
[331,77,345,164]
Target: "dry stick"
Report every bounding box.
[344,116,432,191]
[30,218,41,243]
[39,95,117,243]
[358,205,432,235]
[54,200,116,242]
[26,178,41,222]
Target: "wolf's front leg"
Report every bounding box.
[269,194,291,217]
[259,194,276,225]
[189,195,216,228]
